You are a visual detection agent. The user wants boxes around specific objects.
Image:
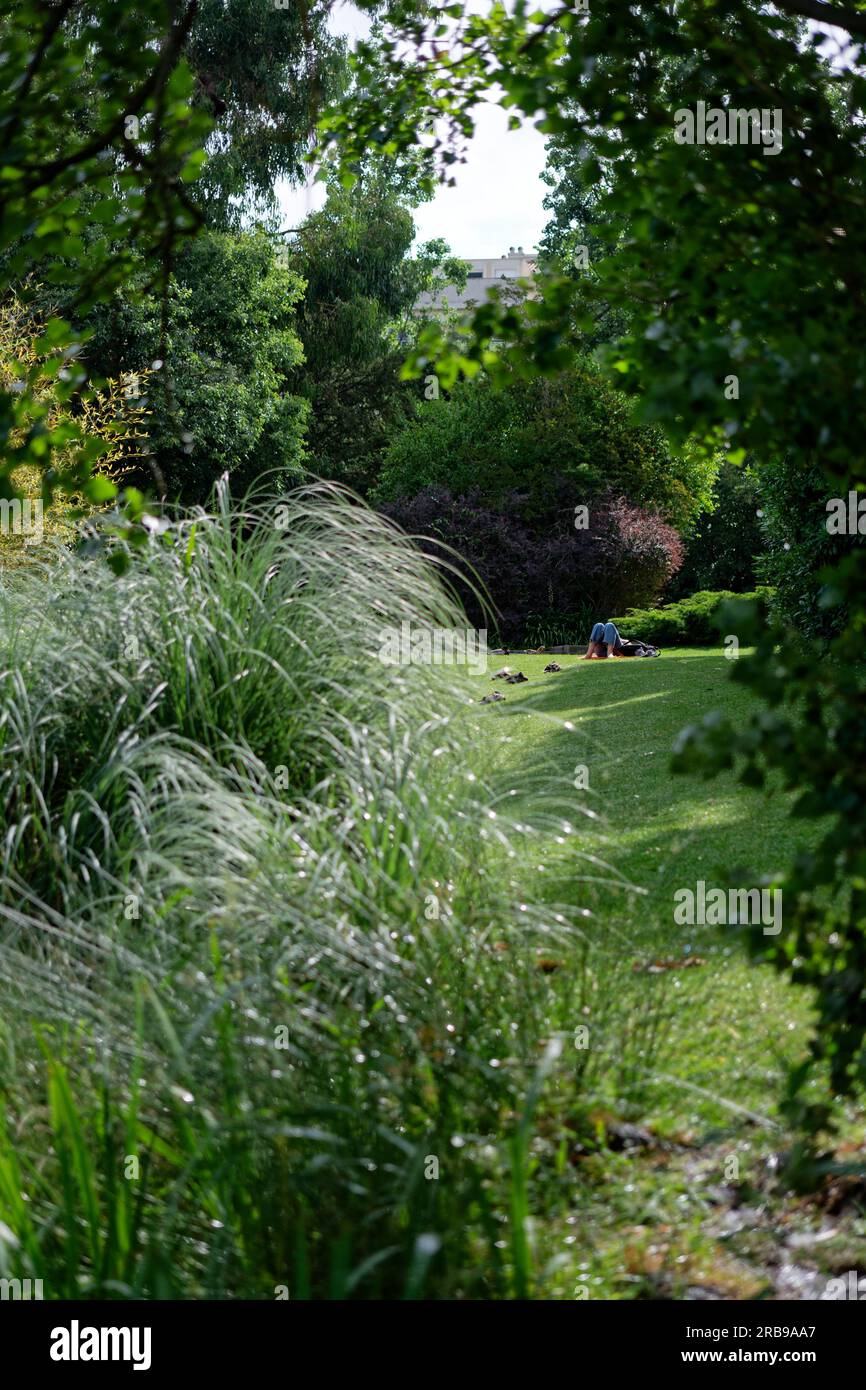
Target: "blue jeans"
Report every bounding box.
[590,621,620,647]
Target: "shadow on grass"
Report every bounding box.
[485,650,815,951]
[502,648,736,719]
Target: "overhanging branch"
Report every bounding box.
[773,0,866,39]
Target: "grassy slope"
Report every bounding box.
[473,649,865,1298]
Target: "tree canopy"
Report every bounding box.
[186,0,349,228]
[288,174,466,490]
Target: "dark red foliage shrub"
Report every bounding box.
[598,496,685,613]
[380,481,683,644]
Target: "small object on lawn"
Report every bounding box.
[566,1109,678,1158]
[480,691,506,703]
[536,957,564,973]
[597,1119,659,1153]
[632,955,707,973]
[529,646,546,653]
[543,661,562,673]
[491,667,511,679]
[505,671,528,684]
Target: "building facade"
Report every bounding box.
[416,246,537,313]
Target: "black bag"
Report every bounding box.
[616,637,660,657]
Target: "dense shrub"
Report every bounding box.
[382,484,683,645]
[374,367,716,531]
[611,587,774,647]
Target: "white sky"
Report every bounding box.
[276,1,549,256]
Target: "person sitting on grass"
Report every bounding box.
[585,620,620,658]
[585,621,660,658]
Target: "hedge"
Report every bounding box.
[610,587,774,646]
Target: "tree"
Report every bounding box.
[666,461,765,599]
[87,229,308,502]
[0,0,211,503]
[539,133,631,350]
[1,0,350,506]
[375,367,715,532]
[185,0,349,228]
[288,175,466,491]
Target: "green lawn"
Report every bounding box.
[472,649,864,1298]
